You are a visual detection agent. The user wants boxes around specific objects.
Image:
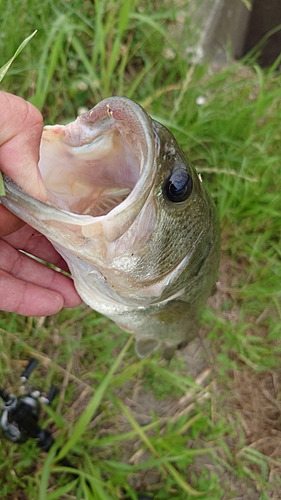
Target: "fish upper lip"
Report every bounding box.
[39,96,158,242]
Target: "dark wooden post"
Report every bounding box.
[194,0,281,67]
[242,0,281,66]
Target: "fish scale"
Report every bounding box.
[1,96,220,358]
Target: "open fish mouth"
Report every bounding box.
[36,97,157,240]
[2,97,158,247]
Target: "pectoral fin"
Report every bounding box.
[135,338,160,358]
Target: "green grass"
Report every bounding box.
[1,0,281,498]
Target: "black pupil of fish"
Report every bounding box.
[165,169,193,203]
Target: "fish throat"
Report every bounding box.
[39,98,155,225]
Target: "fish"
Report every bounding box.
[1,97,220,358]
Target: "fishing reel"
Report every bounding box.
[0,359,153,500]
[0,358,57,450]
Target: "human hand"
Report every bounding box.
[0,92,82,315]
[0,91,47,236]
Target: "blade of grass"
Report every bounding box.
[39,443,58,500]
[46,479,78,500]
[0,174,5,196]
[118,400,206,497]
[126,61,155,99]
[103,36,123,97]
[82,476,110,500]
[56,336,133,461]
[30,16,90,110]
[0,30,37,83]
[71,35,99,82]
[104,450,214,472]
[130,12,177,49]
[52,465,113,500]
[0,30,37,195]
[118,0,131,34]
[91,0,106,70]
[84,455,113,500]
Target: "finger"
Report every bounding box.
[3,225,69,272]
[0,239,82,309]
[0,269,65,316]
[0,92,47,200]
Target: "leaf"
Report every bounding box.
[0,173,5,197]
[0,30,37,83]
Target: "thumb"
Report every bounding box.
[0,91,47,200]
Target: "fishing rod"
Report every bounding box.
[0,358,152,500]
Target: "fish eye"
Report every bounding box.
[164,168,193,203]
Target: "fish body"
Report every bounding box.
[1,97,220,357]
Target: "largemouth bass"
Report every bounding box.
[1,97,220,357]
